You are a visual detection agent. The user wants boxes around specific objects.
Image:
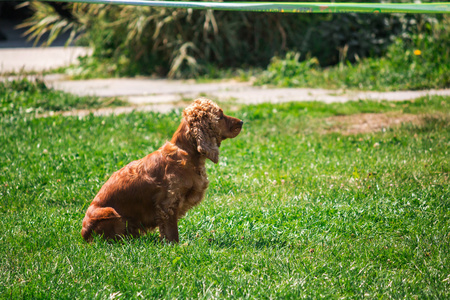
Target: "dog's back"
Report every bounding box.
[81,154,164,241]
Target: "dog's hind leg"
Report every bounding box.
[81,206,126,241]
[158,210,179,243]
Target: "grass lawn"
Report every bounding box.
[1,80,449,298]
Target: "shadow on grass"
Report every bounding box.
[201,234,293,250]
[85,231,294,250]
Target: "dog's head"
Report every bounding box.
[183,98,243,163]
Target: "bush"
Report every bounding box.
[22,1,431,78]
[255,15,450,91]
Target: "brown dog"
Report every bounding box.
[81,98,243,242]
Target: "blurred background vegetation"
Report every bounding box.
[16,0,450,89]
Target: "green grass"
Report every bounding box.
[1,81,449,298]
[0,79,126,116]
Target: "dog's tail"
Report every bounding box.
[81,205,125,242]
[81,223,93,242]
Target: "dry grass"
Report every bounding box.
[322,112,425,135]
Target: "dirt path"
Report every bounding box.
[43,77,450,117]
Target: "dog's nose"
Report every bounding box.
[239,120,244,126]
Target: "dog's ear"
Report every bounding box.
[191,120,219,164]
[183,98,221,164]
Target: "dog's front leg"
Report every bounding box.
[158,213,179,243]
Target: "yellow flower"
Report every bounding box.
[414,49,422,56]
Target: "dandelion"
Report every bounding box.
[414,49,422,56]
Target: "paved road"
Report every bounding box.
[0,19,91,73]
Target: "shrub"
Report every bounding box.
[255,15,450,91]
[21,1,429,78]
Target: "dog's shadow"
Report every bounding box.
[207,238,290,250]
[87,232,290,250]
[180,231,293,250]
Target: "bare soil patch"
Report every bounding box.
[322,113,424,135]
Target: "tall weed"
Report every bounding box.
[256,15,450,90]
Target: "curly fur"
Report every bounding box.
[81,98,243,242]
[183,98,222,163]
